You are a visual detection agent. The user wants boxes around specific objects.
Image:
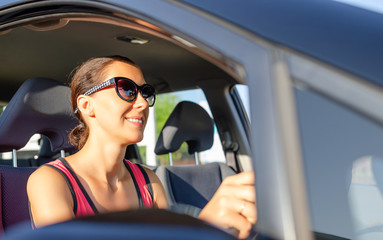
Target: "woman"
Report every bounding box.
[27,56,256,239]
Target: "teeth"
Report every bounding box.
[126,118,143,124]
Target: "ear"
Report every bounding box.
[77,95,95,117]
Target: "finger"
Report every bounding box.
[230,198,257,224]
[223,171,255,186]
[238,201,257,224]
[224,210,253,239]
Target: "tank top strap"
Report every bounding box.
[45,158,98,217]
[124,160,153,208]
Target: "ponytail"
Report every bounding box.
[69,122,89,150]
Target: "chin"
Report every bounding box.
[126,135,144,145]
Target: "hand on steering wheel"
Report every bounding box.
[198,171,256,239]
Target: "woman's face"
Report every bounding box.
[88,61,150,146]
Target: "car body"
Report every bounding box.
[1,0,383,239]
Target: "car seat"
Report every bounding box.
[154,101,235,210]
[0,77,78,159]
[125,144,143,165]
[349,156,383,239]
[0,77,78,232]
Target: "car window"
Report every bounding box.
[139,89,225,166]
[295,86,383,239]
[232,84,250,121]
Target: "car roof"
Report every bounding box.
[181,0,383,88]
[0,1,236,102]
[0,0,382,97]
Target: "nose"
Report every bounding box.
[134,91,149,109]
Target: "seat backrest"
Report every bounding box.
[30,136,63,166]
[125,144,143,165]
[0,166,36,232]
[154,101,235,208]
[0,77,78,232]
[155,162,235,209]
[348,156,383,239]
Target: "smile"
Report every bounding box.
[126,118,143,124]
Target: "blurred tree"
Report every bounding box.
[155,94,178,139]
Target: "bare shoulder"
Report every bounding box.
[27,165,74,227]
[140,165,169,208]
[27,164,67,192]
[27,164,73,207]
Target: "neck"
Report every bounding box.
[68,137,129,184]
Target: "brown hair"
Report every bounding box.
[69,55,137,150]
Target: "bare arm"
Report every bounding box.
[27,166,75,228]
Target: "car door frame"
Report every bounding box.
[0,0,314,239]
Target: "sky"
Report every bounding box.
[335,0,383,13]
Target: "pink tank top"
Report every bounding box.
[46,158,153,217]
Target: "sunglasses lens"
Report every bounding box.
[117,79,137,101]
[141,85,156,106]
[116,78,155,106]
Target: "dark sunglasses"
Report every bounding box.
[83,77,156,107]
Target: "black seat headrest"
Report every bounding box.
[0,77,78,153]
[155,101,214,155]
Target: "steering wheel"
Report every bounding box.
[4,209,237,240]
